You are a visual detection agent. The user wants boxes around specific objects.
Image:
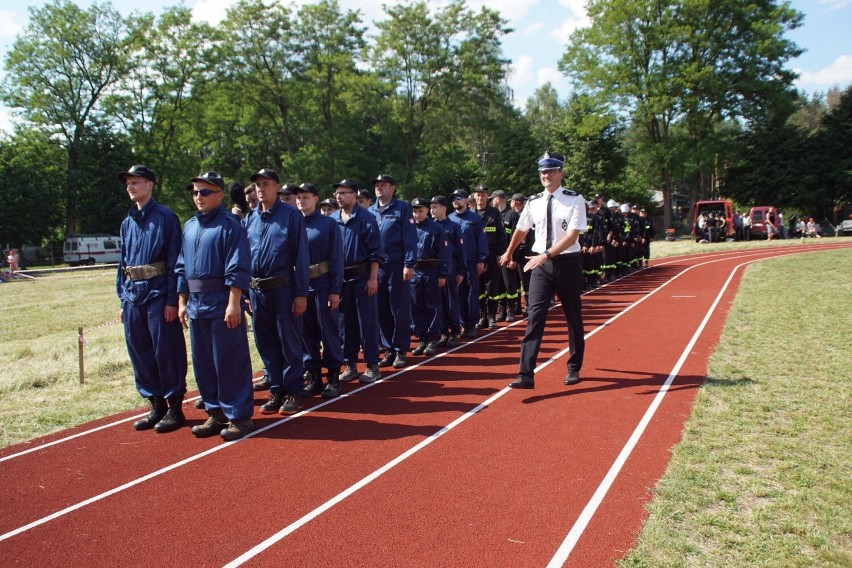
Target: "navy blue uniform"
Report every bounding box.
[117,199,187,399]
[302,211,344,372]
[449,208,488,330]
[331,205,385,365]
[244,200,311,395]
[435,217,466,336]
[175,205,253,420]
[411,217,451,342]
[369,197,417,353]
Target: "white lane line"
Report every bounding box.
[2,243,831,462]
[545,251,814,566]
[0,246,831,546]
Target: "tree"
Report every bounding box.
[524,83,563,151]
[1,0,138,236]
[371,1,512,186]
[559,0,803,229]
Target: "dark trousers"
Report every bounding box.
[339,273,380,364]
[410,269,444,340]
[458,261,481,329]
[377,261,412,353]
[189,315,254,420]
[441,275,462,335]
[123,296,187,399]
[303,277,344,371]
[250,286,304,394]
[519,255,585,379]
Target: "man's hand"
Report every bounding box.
[365,276,378,297]
[403,267,414,282]
[523,253,548,273]
[328,293,340,311]
[164,305,178,323]
[224,303,241,328]
[497,252,511,267]
[438,277,446,288]
[292,296,307,317]
[476,262,485,275]
[456,274,464,286]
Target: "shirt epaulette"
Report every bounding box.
[528,192,544,201]
[562,189,578,196]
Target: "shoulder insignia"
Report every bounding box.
[528,192,544,201]
[562,189,578,196]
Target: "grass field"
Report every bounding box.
[620,245,852,567]
[1,239,850,566]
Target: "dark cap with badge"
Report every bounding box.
[118,164,156,184]
[250,168,280,183]
[186,171,225,190]
[489,189,506,199]
[371,173,395,186]
[357,189,372,200]
[320,197,339,209]
[294,183,318,196]
[410,197,430,209]
[332,179,359,191]
[537,151,565,171]
[451,188,469,199]
[511,193,527,202]
[278,183,298,196]
[430,195,449,207]
[473,184,488,194]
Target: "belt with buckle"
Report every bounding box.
[414,259,441,269]
[250,274,289,291]
[187,278,226,293]
[124,261,167,281]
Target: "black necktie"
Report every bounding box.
[546,193,554,249]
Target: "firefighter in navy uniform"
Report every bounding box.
[638,207,655,266]
[588,199,607,287]
[491,189,520,322]
[431,195,467,347]
[471,185,506,329]
[294,183,345,399]
[605,199,624,279]
[510,193,534,316]
[449,190,488,338]
[409,197,451,357]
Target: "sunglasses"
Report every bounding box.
[191,189,222,197]
[452,195,465,201]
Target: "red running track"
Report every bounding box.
[1,243,848,566]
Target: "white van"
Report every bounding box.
[64,235,121,266]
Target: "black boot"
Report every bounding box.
[154,395,186,433]
[487,301,498,329]
[301,369,323,397]
[505,299,517,322]
[133,396,167,431]
[322,369,341,399]
[495,300,506,322]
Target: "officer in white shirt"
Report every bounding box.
[498,151,587,389]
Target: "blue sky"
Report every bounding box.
[1,0,850,133]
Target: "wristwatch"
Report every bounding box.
[543,250,552,259]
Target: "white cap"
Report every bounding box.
[607,199,618,208]
[620,203,631,213]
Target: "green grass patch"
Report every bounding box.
[620,247,852,567]
[0,267,263,448]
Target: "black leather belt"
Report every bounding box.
[187,278,226,293]
[414,259,442,269]
[343,262,369,278]
[250,275,289,291]
[550,252,579,260]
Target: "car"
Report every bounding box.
[748,206,780,239]
[837,219,852,236]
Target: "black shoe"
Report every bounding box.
[475,317,488,329]
[321,370,341,398]
[133,396,167,431]
[154,396,185,433]
[564,371,581,386]
[280,392,303,415]
[260,391,285,414]
[194,398,205,409]
[508,376,534,389]
[446,334,459,348]
[301,369,323,397]
[253,373,271,392]
[488,315,497,329]
[378,350,396,368]
[423,340,438,356]
[436,334,449,347]
[392,352,407,369]
[463,328,477,338]
[412,341,427,356]
[339,362,359,382]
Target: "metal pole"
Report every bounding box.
[78,326,85,384]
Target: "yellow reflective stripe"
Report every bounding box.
[484,226,497,232]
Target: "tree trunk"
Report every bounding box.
[65,142,79,237]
